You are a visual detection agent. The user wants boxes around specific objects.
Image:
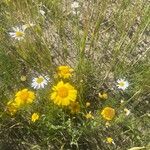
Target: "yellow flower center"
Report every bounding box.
[119,82,125,87]
[57,86,68,98]
[20,92,29,100]
[15,31,24,37]
[61,68,70,74]
[104,110,113,118]
[36,77,44,84]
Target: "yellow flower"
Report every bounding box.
[50,81,77,106]
[85,111,94,119]
[106,137,114,144]
[69,102,80,114]
[31,113,39,122]
[6,100,18,116]
[86,102,91,107]
[98,92,108,100]
[101,107,115,121]
[14,89,35,107]
[57,66,74,78]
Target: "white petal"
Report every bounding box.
[41,83,45,88]
[9,32,15,35]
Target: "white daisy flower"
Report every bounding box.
[9,26,25,40]
[31,76,49,89]
[117,79,129,90]
[71,1,79,9]
[124,108,130,116]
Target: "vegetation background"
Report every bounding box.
[0,0,150,149]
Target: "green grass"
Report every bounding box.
[0,0,150,149]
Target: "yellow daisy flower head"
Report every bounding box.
[50,81,77,106]
[101,107,115,121]
[57,65,74,79]
[106,137,114,144]
[85,111,94,119]
[31,113,39,122]
[69,102,80,114]
[6,100,18,116]
[98,92,108,100]
[14,89,35,107]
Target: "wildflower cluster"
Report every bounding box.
[6,65,78,119]
[4,53,130,150]
[5,60,131,125]
[51,66,77,107]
